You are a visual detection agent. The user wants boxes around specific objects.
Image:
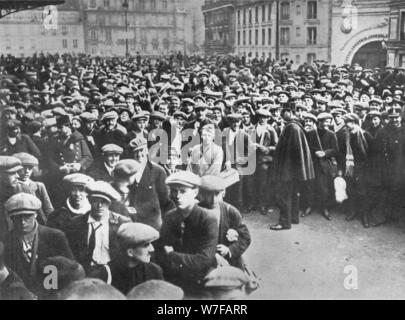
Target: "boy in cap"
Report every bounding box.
[13,152,54,225]
[4,193,74,295]
[66,181,131,273]
[109,222,163,295]
[47,173,94,233]
[86,143,123,183]
[156,171,218,294]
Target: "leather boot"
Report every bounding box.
[346,210,357,221]
[362,213,370,228]
[323,209,332,221]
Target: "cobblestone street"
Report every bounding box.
[245,209,405,300]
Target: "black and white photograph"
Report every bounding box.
[0,0,405,304]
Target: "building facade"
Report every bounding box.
[202,0,236,54]
[83,0,198,57]
[234,0,332,66]
[0,0,85,56]
[331,0,390,68]
[387,0,405,67]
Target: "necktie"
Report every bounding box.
[88,222,102,264]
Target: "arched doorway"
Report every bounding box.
[352,41,387,68]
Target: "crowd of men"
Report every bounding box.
[0,52,405,300]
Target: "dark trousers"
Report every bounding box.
[225,175,244,210]
[276,180,300,228]
[246,163,270,208]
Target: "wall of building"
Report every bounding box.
[234,0,332,67]
[331,0,390,67]
[0,0,85,56]
[387,0,405,67]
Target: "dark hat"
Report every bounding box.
[114,159,139,178]
[182,98,195,106]
[12,153,38,167]
[86,181,121,202]
[366,110,382,119]
[56,115,71,127]
[117,222,159,247]
[80,112,98,122]
[331,108,347,116]
[59,278,126,300]
[101,144,123,155]
[63,173,94,188]
[129,137,148,151]
[0,156,23,173]
[127,280,184,300]
[166,170,201,188]
[5,193,42,217]
[204,266,249,289]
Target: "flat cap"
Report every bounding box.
[195,102,209,110]
[150,111,166,121]
[317,112,333,121]
[173,111,187,120]
[129,137,148,151]
[80,112,98,122]
[303,112,318,123]
[166,170,201,188]
[204,266,249,289]
[127,280,184,300]
[114,159,139,177]
[0,156,23,173]
[5,193,42,217]
[331,108,347,116]
[256,109,271,118]
[226,113,243,121]
[6,119,21,128]
[59,278,126,300]
[118,222,159,247]
[200,175,227,192]
[343,113,360,124]
[101,111,118,122]
[63,173,94,188]
[43,117,57,128]
[101,144,123,155]
[366,110,382,119]
[132,112,148,121]
[182,98,195,106]
[86,181,121,202]
[12,153,38,167]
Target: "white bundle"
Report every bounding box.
[334,176,348,204]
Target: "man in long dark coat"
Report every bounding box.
[270,111,315,230]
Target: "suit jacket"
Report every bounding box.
[218,202,251,269]
[129,161,175,231]
[86,161,114,183]
[253,124,278,165]
[156,205,218,286]
[65,211,130,271]
[4,224,74,294]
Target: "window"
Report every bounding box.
[106,29,112,42]
[401,12,405,40]
[249,9,252,24]
[280,2,290,20]
[262,5,266,22]
[268,28,271,45]
[62,39,68,49]
[262,29,266,45]
[243,9,246,25]
[401,54,405,67]
[307,1,318,20]
[268,3,272,21]
[243,30,246,45]
[280,27,290,45]
[238,10,241,25]
[255,6,259,23]
[255,29,259,45]
[249,30,252,45]
[139,0,145,10]
[90,30,97,39]
[307,27,317,45]
[238,31,241,45]
[73,39,78,48]
[296,4,301,15]
[162,0,167,10]
[151,0,156,10]
[103,0,109,7]
[89,0,97,8]
[296,54,301,64]
[307,53,316,64]
[296,27,301,37]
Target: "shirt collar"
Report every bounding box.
[88,212,109,225]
